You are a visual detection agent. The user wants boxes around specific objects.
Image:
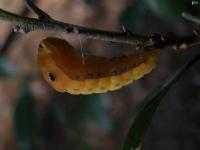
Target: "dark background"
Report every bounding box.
[0,0,199,150]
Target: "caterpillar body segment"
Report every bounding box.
[37,37,160,94]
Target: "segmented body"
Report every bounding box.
[37,37,160,94]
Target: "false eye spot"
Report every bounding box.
[48,72,56,81]
[39,43,44,48]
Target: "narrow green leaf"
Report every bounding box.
[122,53,200,150]
[15,80,36,150]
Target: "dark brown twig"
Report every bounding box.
[0,0,199,51]
[0,3,151,46]
[25,0,51,20]
[0,0,37,54]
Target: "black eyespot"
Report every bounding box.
[39,44,44,48]
[48,73,56,81]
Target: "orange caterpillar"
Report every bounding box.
[37,37,160,95]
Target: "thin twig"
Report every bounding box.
[0,0,37,54]
[25,0,52,20]
[0,0,199,50]
[0,6,151,46]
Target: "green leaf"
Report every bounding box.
[14,80,36,150]
[122,53,200,150]
[0,57,18,78]
[145,0,186,19]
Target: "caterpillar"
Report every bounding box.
[37,37,160,95]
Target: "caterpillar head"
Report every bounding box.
[37,37,77,92]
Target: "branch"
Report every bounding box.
[0,0,199,50]
[25,0,52,20]
[0,0,37,54]
[0,3,151,46]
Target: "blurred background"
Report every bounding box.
[0,0,199,150]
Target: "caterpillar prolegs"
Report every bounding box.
[37,37,160,95]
